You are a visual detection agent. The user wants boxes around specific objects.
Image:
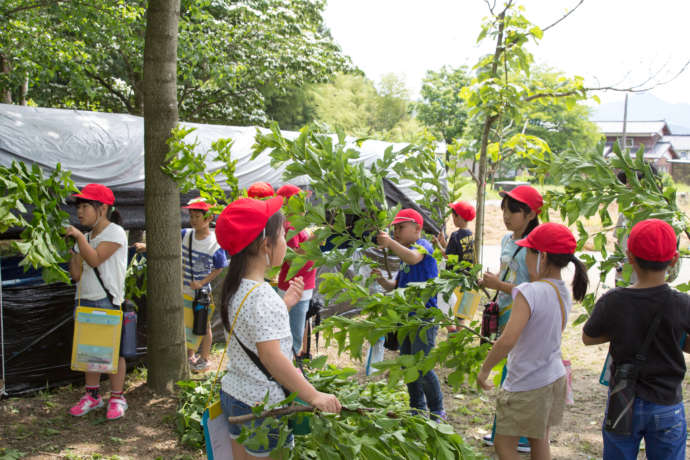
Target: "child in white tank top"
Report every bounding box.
[476,222,589,460]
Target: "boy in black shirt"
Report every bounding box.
[583,219,690,460]
[435,200,475,334]
[435,200,475,269]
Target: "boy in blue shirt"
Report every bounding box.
[375,208,446,420]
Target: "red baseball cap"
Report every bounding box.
[391,208,423,227]
[247,182,275,199]
[276,184,312,199]
[516,222,576,254]
[628,219,677,262]
[73,183,115,205]
[182,197,211,212]
[500,185,543,214]
[449,201,476,221]
[215,196,284,255]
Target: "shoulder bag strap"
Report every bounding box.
[204,281,262,408]
[491,245,523,302]
[86,234,117,308]
[634,290,671,367]
[231,283,291,397]
[542,280,567,331]
[187,229,194,283]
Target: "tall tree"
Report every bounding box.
[143,0,186,392]
[0,0,351,125]
[522,67,601,155]
[458,1,588,261]
[305,73,424,142]
[416,65,471,144]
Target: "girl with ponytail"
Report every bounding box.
[477,222,588,460]
[215,197,340,458]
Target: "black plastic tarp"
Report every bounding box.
[0,255,149,396]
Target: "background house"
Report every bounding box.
[595,120,679,174]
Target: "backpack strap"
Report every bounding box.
[187,229,194,283]
[492,245,523,303]
[541,280,567,331]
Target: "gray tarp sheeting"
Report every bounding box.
[0,104,444,203]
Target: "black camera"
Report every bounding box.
[604,363,637,435]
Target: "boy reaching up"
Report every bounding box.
[374,208,446,421]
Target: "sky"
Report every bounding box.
[323,0,690,106]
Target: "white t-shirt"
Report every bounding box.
[503,279,571,392]
[181,229,228,297]
[221,279,293,406]
[74,223,128,306]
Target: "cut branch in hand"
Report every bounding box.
[226,404,401,424]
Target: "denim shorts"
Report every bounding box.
[75,297,124,358]
[221,391,293,457]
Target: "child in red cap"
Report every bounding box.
[583,219,689,460]
[247,181,275,199]
[477,222,589,459]
[479,184,542,451]
[276,184,316,357]
[374,208,446,420]
[435,200,476,267]
[136,197,229,372]
[435,200,476,333]
[215,197,341,457]
[65,184,129,420]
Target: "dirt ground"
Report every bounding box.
[4,312,688,460]
[0,311,690,460]
[2,201,690,459]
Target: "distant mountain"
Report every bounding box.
[591,93,690,134]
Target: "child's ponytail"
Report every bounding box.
[545,252,589,302]
[569,254,588,302]
[108,206,123,226]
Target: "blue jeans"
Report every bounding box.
[400,324,443,413]
[288,299,310,355]
[603,397,686,460]
[221,391,293,456]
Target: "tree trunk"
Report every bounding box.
[473,11,506,266]
[143,0,186,393]
[134,79,144,116]
[20,74,28,105]
[1,54,12,104]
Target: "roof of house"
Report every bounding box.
[664,135,690,151]
[595,120,671,136]
[603,141,678,159]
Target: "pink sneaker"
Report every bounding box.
[106,397,128,420]
[69,394,104,416]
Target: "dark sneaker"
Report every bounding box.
[431,410,448,422]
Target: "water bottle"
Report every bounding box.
[192,286,211,335]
